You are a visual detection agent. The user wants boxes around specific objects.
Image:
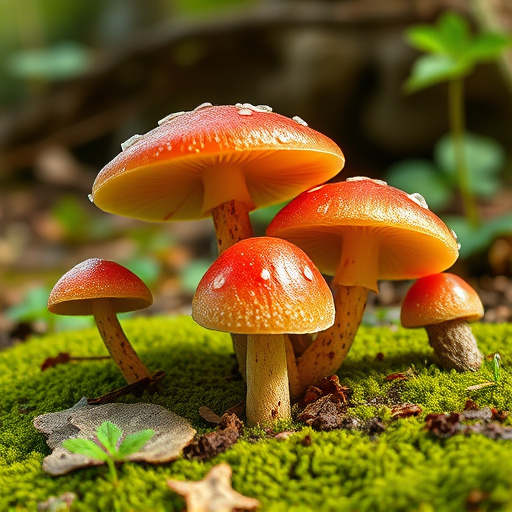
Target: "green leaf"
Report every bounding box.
[385,159,453,211]
[117,429,155,459]
[180,259,213,294]
[464,32,512,63]
[96,421,123,455]
[406,25,447,54]
[438,11,471,57]
[434,133,505,198]
[62,438,109,462]
[404,54,470,92]
[493,353,502,384]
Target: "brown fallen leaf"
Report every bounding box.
[184,413,243,461]
[425,412,462,438]
[34,400,196,475]
[391,403,422,419]
[297,394,347,431]
[167,463,260,512]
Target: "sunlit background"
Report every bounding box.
[1,0,511,346]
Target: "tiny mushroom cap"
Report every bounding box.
[48,258,153,315]
[401,273,484,328]
[192,237,335,334]
[48,258,153,386]
[266,177,460,293]
[91,103,344,221]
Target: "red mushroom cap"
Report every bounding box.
[192,237,335,335]
[266,178,459,291]
[401,272,484,328]
[48,259,153,316]
[91,103,344,221]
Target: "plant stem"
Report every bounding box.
[106,458,118,487]
[449,78,480,228]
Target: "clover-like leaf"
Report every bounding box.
[95,421,123,455]
[117,429,155,459]
[62,438,109,462]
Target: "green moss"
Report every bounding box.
[1,317,512,511]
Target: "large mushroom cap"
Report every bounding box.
[192,237,335,335]
[91,103,344,221]
[401,272,484,328]
[48,259,153,316]
[266,177,459,290]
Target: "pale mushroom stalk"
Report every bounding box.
[246,334,291,426]
[92,299,152,384]
[426,320,483,371]
[294,285,367,398]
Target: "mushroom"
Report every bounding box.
[191,237,335,427]
[91,102,344,374]
[47,258,153,385]
[401,272,484,371]
[267,177,460,397]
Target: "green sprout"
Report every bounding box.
[466,352,503,391]
[62,421,154,485]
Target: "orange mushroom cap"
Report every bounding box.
[91,103,344,221]
[192,237,335,335]
[401,273,484,328]
[266,178,459,292]
[48,259,153,316]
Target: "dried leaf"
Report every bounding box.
[167,463,260,512]
[41,352,71,371]
[297,394,347,431]
[199,406,222,424]
[184,413,243,461]
[425,412,462,438]
[391,403,422,419]
[34,400,196,475]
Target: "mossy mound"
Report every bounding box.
[1,316,512,511]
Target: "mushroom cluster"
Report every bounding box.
[46,102,485,427]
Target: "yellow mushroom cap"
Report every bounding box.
[91,103,344,221]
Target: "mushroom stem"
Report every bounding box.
[293,285,367,398]
[93,298,152,384]
[211,199,254,254]
[246,333,291,427]
[426,319,483,371]
[212,199,254,380]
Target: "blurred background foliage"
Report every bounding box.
[1,0,511,344]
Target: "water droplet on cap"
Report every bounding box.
[194,102,213,111]
[261,269,271,280]
[408,192,429,209]
[238,108,253,116]
[121,134,144,151]
[213,275,225,289]
[303,266,313,281]
[292,115,308,126]
[158,111,186,125]
[88,194,94,203]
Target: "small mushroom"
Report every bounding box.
[401,272,484,371]
[267,177,460,396]
[91,103,344,375]
[47,259,153,384]
[192,237,334,427]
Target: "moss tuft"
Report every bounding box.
[1,317,512,511]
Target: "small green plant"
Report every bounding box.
[387,10,512,258]
[466,352,502,391]
[62,421,155,486]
